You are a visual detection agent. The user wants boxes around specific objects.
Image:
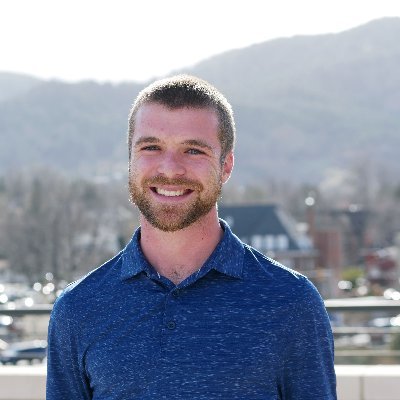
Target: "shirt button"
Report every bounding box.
[167,321,176,330]
[172,291,179,298]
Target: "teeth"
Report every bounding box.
[156,188,185,197]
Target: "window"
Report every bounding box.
[264,235,274,250]
[251,235,264,250]
[276,235,289,250]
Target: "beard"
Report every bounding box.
[129,174,222,232]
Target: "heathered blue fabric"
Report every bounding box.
[47,220,336,399]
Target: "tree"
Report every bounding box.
[0,168,138,284]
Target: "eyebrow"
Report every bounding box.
[182,139,213,152]
[134,136,161,147]
[134,137,214,152]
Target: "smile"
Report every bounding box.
[154,188,191,197]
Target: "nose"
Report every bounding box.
[156,151,186,177]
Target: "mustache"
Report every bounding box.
[143,176,204,191]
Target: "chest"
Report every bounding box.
[81,282,290,399]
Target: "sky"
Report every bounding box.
[1,0,400,84]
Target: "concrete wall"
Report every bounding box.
[0,366,46,400]
[336,365,400,400]
[0,365,399,399]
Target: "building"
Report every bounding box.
[218,204,333,295]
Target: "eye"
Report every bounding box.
[186,148,205,155]
[141,145,160,151]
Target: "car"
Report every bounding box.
[0,339,7,351]
[367,314,400,345]
[0,315,23,340]
[368,314,400,329]
[0,315,13,336]
[0,340,47,365]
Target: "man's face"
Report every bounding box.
[129,103,233,232]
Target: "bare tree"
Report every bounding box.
[0,168,137,284]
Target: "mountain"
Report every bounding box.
[0,78,143,177]
[1,17,399,184]
[0,72,41,102]
[180,17,400,183]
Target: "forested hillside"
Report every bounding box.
[1,17,399,184]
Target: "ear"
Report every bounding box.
[221,151,234,184]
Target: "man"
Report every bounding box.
[47,75,337,399]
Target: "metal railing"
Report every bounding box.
[324,298,400,312]
[2,298,400,363]
[0,304,52,316]
[325,298,400,363]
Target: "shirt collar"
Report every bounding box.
[120,218,244,281]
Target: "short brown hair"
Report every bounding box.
[128,75,235,164]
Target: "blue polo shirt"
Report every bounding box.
[47,220,336,399]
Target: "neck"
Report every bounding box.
[139,208,223,285]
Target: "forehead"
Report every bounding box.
[134,103,220,142]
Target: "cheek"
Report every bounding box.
[204,165,224,187]
[130,156,154,175]
[192,158,220,173]
[128,163,144,188]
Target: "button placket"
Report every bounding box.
[165,290,179,330]
[161,290,180,341]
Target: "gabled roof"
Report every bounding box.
[219,204,312,252]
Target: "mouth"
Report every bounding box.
[151,187,193,197]
[143,177,202,200]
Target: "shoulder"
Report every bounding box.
[243,243,305,284]
[50,250,123,320]
[241,245,331,340]
[242,244,324,307]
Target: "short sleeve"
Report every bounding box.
[279,278,337,399]
[46,296,92,400]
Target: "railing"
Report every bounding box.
[2,298,400,314]
[0,305,52,316]
[325,298,400,364]
[2,298,399,314]
[2,298,400,363]
[325,298,400,312]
